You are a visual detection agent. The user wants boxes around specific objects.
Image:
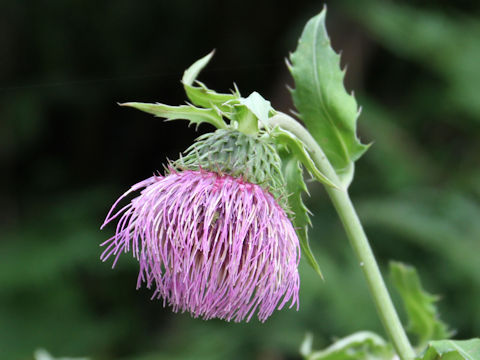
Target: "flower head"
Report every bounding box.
[101,169,300,322]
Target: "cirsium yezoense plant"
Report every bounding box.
[101,7,480,360]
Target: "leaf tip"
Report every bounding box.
[285,57,293,72]
[182,50,216,86]
[119,102,145,110]
[300,332,314,357]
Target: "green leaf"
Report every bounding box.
[182,51,215,86]
[237,91,272,129]
[231,104,258,135]
[390,262,452,347]
[182,51,240,113]
[120,102,227,130]
[289,8,369,187]
[300,331,393,360]
[272,126,339,188]
[419,339,480,360]
[280,150,323,279]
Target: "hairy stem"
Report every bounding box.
[268,113,415,360]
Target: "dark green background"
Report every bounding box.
[1,1,479,359]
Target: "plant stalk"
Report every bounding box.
[268,113,415,360]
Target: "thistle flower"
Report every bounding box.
[101,129,302,322]
[101,169,300,322]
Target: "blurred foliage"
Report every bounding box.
[389,262,451,348]
[1,0,479,359]
[34,348,89,360]
[417,339,480,360]
[299,331,392,360]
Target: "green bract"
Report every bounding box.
[272,126,337,188]
[181,50,240,114]
[289,8,369,187]
[280,150,323,279]
[120,102,227,130]
[175,128,289,210]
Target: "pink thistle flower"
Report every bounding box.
[101,169,300,322]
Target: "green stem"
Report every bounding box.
[268,113,415,360]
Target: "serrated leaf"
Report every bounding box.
[120,102,227,130]
[280,150,323,279]
[289,8,369,187]
[185,81,239,114]
[390,262,452,348]
[419,339,480,360]
[301,331,393,360]
[182,51,215,86]
[182,51,240,113]
[272,126,339,188]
